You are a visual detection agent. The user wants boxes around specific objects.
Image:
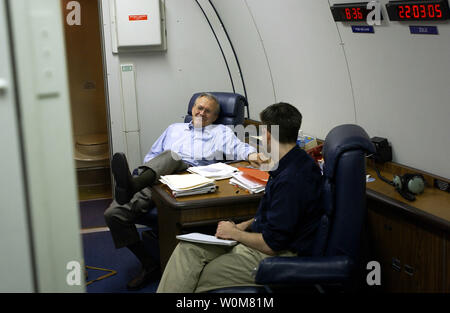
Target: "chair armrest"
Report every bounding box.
[255,255,354,285]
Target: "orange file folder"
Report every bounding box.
[238,167,269,185]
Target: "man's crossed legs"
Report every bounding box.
[104,150,189,290]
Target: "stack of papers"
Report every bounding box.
[176,232,238,246]
[187,162,238,180]
[229,172,265,194]
[160,173,216,197]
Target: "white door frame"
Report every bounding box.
[6,0,85,292]
[0,0,35,292]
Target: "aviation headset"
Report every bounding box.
[374,166,426,201]
[392,173,426,201]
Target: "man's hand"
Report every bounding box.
[248,152,270,168]
[216,221,276,255]
[215,221,240,240]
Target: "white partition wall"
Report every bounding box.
[212,0,356,141]
[5,0,84,292]
[330,0,450,179]
[101,0,234,170]
[0,0,34,292]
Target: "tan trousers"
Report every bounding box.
[156,241,296,293]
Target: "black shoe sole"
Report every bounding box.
[112,153,134,205]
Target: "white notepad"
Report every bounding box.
[176,232,238,246]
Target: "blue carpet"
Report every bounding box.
[82,229,160,293]
[79,198,112,228]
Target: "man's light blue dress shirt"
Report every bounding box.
[143,122,256,166]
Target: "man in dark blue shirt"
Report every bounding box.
[251,144,323,256]
[157,102,323,292]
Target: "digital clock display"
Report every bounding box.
[331,2,381,22]
[386,0,450,21]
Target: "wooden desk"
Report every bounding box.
[365,161,450,292]
[151,162,263,270]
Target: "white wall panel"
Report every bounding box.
[211,0,276,118]
[219,0,449,178]
[102,0,232,165]
[331,0,450,179]
[244,0,355,140]
[9,0,84,292]
[0,0,34,292]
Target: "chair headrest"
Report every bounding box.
[322,124,375,178]
[186,92,247,125]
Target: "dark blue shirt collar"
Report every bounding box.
[269,145,303,178]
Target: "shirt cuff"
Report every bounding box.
[261,228,285,252]
[246,148,257,160]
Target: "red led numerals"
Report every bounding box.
[345,8,352,19]
[354,8,363,20]
[344,7,363,20]
[436,5,443,18]
[398,4,443,19]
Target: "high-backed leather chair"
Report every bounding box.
[211,124,375,293]
[184,92,247,125]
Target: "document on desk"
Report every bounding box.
[229,172,265,194]
[160,174,215,191]
[187,163,238,180]
[176,232,238,246]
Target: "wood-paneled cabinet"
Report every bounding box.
[367,199,446,292]
[446,236,450,293]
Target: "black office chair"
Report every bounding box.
[211,124,375,293]
[137,92,248,254]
